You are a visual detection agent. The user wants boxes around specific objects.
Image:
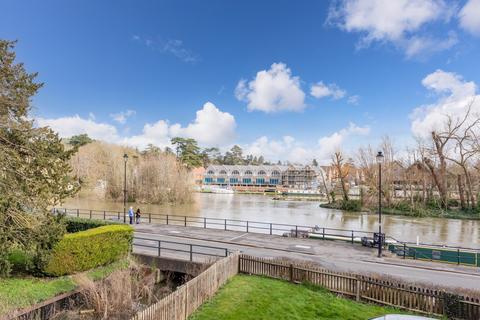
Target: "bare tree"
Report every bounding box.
[331,151,350,202]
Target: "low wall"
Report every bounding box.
[133,253,207,277]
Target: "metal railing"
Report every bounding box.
[52,207,480,254]
[53,207,375,241]
[133,236,229,262]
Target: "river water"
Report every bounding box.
[63,193,480,249]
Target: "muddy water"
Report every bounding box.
[63,193,480,248]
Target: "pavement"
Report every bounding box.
[132,223,480,292]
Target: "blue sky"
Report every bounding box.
[1,0,480,163]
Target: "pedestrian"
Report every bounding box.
[135,208,141,224]
[128,206,134,224]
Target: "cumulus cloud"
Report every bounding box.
[459,0,480,36]
[235,63,306,113]
[36,115,120,142]
[37,102,236,149]
[310,82,346,100]
[411,69,479,139]
[110,109,136,124]
[327,0,457,57]
[243,123,370,163]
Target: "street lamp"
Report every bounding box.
[376,151,384,258]
[123,153,128,223]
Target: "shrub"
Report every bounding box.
[340,200,362,212]
[44,225,133,276]
[65,217,118,233]
[8,249,34,274]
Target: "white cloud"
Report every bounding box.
[36,115,120,142]
[132,36,198,63]
[411,69,479,139]
[37,102,236,149]
[310,82,346,100]
[110,109,136,124]
[347,95,360,105]
[243,123,370,163]
[459,0,480,36]
[235,63,306,113]
[327,0,457,57]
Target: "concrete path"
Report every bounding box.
[132,223,480,292]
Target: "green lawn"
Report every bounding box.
[0,258,129,316]
[189,275,405,320]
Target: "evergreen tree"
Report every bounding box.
[0,40,79,276]
[68,133,93,148]
[171,137,203,169]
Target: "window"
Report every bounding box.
[204,177,213,183]
[256,178,265,184]
[217,178,225,183]
[272,170,280,176]
[219,170,227,175]
[270,178,279,185]
[230,178,238,184]
[258,170,266,175]
[232,170,240,175]
[242,178,252,184]
[207,170,215,175]
[244,170,253,175]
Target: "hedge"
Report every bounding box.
[44,225,133,276]
[65,216,119,233]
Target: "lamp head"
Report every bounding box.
[123,153,128,162]
[376,151,384,164]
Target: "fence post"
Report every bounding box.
[89,210,92,219]
[269,223,272,235]
[289,264,294,282]
[295,226,298,238]
[224,219,227,231]
[184,216,187,227]
[323,227,325,240]
[166,215,169,225]
[77,209,79,218]
[355,277,361,301]
[103,210,106,220]
[117,211,120,220]
[225,248,228,257]
[403,243,406,259]
[204,217,206,228]
[351,230,354,244]
[189,244,193,261]
[158,240,161,257]
[457,249,460,265]
[149,212,151,224]
[246,221,249,233]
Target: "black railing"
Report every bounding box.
[133,236,229,261]
[53,207,480,253]
[53,207,375,240]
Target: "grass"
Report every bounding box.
[0,258,130,316]
[189,275,405,320]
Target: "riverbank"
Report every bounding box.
[320,201,480,220]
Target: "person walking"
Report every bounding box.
[135,208,141,224]
[128,206,134,224]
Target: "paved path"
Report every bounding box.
[132,223,480,292]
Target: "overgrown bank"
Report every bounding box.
[320,199,480,220]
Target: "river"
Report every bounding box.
[63,193,480,249]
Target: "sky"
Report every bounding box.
[1,0,480,163]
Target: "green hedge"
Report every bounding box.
[65,216,119,233]
[44,225,133,276]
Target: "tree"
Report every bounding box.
[224,145,245,165]
[201,147,221,167]
[171,137,203,169]
[332,151,350,202]
[0,40,79,275]
[68,134,93,148]
[312,159,319,167]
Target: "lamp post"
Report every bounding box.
[376,151,384,258]
[123,153,128,223]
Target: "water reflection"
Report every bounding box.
[63,193,480,248]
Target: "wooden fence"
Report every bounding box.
[131,252,239,320]
[239,255,480,320]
